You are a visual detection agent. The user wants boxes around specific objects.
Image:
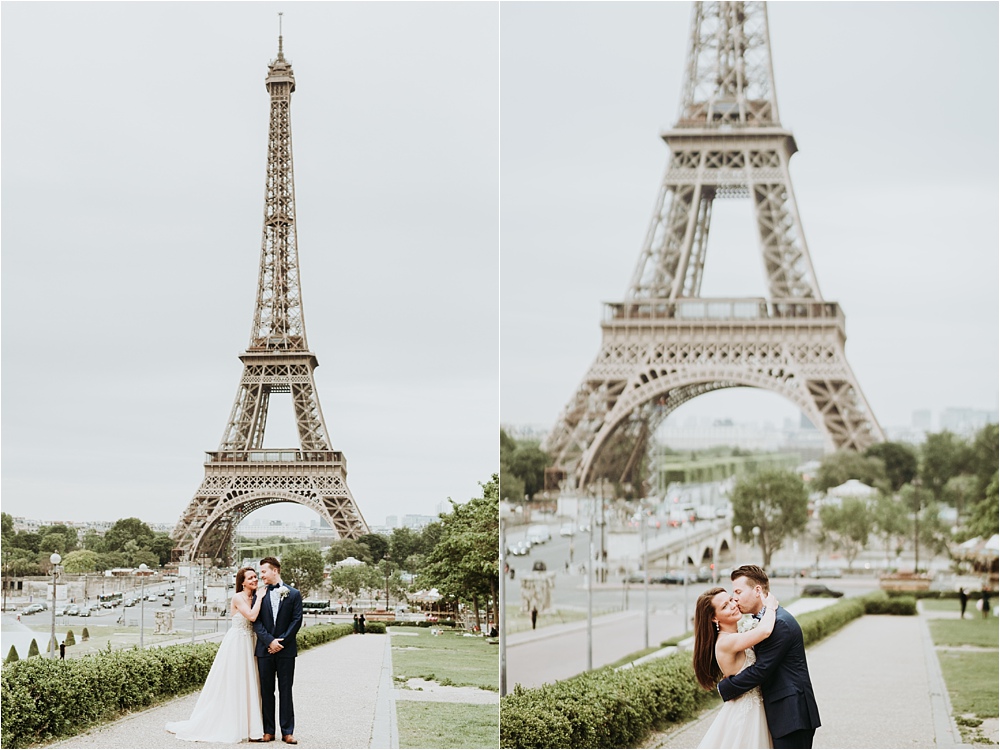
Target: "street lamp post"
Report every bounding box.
[587,498,595,671]
[2,548,10,614]
[499,512,507,697]
[752,526,761,567]
[683,523,690,630]
[382,555,391,611]
[642,512,649,649]
[138,563,148,649]
[49,553,61,659]
[733,525,742,565]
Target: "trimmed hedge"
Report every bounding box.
[2,619,368,747]
[5,646,18,664]
[500,651,713,749]
[65,630,76,647]
[501,594,909,749]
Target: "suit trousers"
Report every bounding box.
[257,654,295,737]
[772,727,815,749]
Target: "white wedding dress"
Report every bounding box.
[698,647,773,749]
[166,611,263,743]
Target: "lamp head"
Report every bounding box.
[50,553,61,565]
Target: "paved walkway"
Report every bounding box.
[648,606,970,749]
[49,633,398,749]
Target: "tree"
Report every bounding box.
[149,533,176,566]
[27,639,39,658]
[419,475,499,630]
[920,431,973,502]
[103,518,155,554]
[964,472,999,540]
[730,469,809,569]
[900,482,933,572]
[38,524,78,553]
[62,549,101,573]
[942,474,979,524]
[811,451,887,493]
[65,630,76,646]
[325,539,372,566]
[280,546,325,597]
[871,492,910,563]
[81,529,105,553]
[389,527,424,568]
[507,443,550,500]
[818,498,872,569]
[499,471,526,507]
[39,532,70,555]
[0,512,13,542]
[5,645,18,663]
[328,564,379,606]
[969,424,999,500]
[357,534,389,563]
[864,442,918,492]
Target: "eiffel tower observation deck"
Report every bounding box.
[172,30,368,564]
[545,1,885,494]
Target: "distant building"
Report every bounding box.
[912,409,932,431]
[939,408,998,437]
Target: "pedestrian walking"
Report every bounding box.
[59,641,65,660]
[982,588,992,619]
[359,613,366,634]
[959,587,968,619]
[353,614,359,633]
[530,606,538,630]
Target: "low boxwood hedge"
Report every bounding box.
[1,618,370,747]
[501,594,910,749]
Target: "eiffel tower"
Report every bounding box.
[544,1,884,493]
[172,31,368,564]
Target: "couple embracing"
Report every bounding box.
[693,565,821,749]
[166,557,303,745]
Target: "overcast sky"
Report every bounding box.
[500,2,999,434]
[2,2,499,526]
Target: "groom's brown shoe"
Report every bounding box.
[251,734,275,742]
[282,736,298,745]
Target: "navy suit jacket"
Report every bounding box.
[717,606,821,739]
[252,584,303,659]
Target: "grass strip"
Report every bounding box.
[396,701,498,749]
[928,618,1000,649]
[391,627,498,692]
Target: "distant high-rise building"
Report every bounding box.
[385,515,399,529]
[912,410,932,431]
[940,408,997,436]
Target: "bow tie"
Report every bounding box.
[267,584,278,592]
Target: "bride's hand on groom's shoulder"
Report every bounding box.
[764,591,778,609]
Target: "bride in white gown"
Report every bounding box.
[166,567,264,743]
[693,587,778,749]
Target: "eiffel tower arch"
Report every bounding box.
[545,1,884,493]
[172,33,368,564]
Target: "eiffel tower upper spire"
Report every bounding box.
[678,1,779,127]
[252,21,303,351]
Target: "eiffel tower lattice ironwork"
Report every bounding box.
[544,1,884,493]
[172,34,368,563]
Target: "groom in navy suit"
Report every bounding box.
[718,565,821,749]
[251,556,303,745]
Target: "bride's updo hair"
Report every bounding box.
[235,567,257,594]
[693,587,726,690]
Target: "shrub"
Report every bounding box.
[6,645,19,663]
[81,627,90,641]
[26,640,39,659]
[862,591,917,615]
[500,652,713,749]
[65,630,76,646]
[363,621,387,634]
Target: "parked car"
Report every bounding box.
[65,606,80,616]
[801,584,843,598]
[559,524,574,537]
[625,571,648,584]
[654,570,693,585]
[78,608,91,617]
[811,567,843,579]
[22,604,45,615]
[124,598,136,607]
[507,541,530,556]
[770,567,804,578]
[162,598,172,606]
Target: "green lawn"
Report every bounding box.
[396,701,498,749]
[929,617,1000,649]
[505,607,614,635]
[390,627,498,691]
[937,650,999,718]
[920,598,971,613]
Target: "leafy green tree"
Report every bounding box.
[150,533,176,566]
[1,512,13,542]
[11,532,40,553]
[62,549,101,573]
[969,424,999,500]
[328,564,379,606]
[6,553,41,577]
[104,518,155,554]
[818,498,872,569]
[811,451,887,493]
[942,474,979,524]
[730,469,809,569]
[965,472,999,540]
[871,492,910,562]
[38,524,78,553]
[325,539,372,566]
[864,442,918,492]
[376,559,408,608]
[499,471,526,506]
[388,527,424,568]
[419,475,499,631]
[81,529,105,553]
[39,532,70,555]
[357,534,389,563]
[280,546,325,596]
[507,443,550,500]
[920,431,973,502]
